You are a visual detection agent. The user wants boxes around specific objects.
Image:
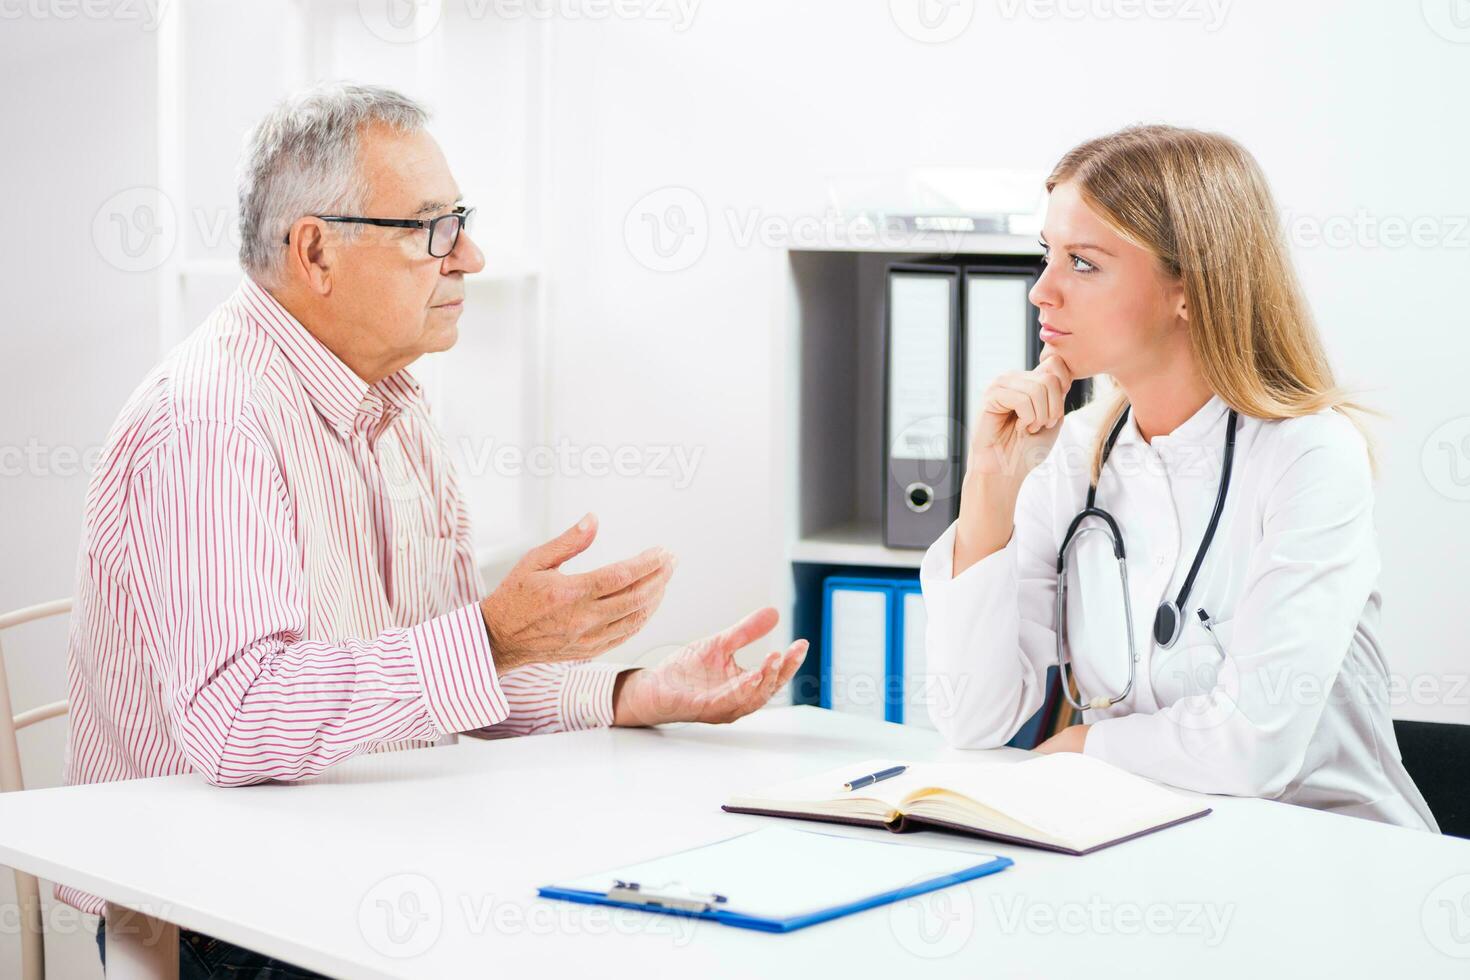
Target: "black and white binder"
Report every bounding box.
[883,264,961,549]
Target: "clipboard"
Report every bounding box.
[538,827,1013,933]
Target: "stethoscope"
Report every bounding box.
[1054,403,1239,712]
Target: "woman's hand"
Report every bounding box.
[952,346,1076,575]
[1034,723,1091,755]
[966,345,1076,482]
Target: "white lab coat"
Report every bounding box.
[920,394,1439,833]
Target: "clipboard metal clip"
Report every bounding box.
[607,879,729,913]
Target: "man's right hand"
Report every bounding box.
[480,514,675,672]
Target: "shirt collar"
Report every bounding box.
[235,276,424,439]
[1111,393,1230,452]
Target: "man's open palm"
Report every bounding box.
[613,607,808,726]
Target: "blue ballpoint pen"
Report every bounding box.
[843,765,908,792]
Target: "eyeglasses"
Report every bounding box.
[282,205,476,258]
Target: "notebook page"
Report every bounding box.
[907,753,1205,848]
[550,827,1001,920]
[727,759,930,815]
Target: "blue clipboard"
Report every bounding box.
[538,827,1013,933]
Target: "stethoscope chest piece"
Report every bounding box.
[1153,600,1184,648]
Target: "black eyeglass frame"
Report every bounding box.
[281,205,476,258]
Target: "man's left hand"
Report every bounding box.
[612,607,807,727]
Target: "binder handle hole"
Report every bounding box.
[905,483,934,513]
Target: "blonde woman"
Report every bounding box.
[921,125,1437,831]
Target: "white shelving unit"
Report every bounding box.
[783,237,1043,572]
[778,234,1053,708]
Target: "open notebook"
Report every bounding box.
[724,753,1211,855]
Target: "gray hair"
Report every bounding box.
[237,82,430,285]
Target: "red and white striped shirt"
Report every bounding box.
[59,276,621,915]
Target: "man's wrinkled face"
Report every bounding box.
[318,122,484,370]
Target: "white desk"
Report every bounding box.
[1,706,1468,978]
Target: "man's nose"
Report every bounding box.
[444,227,485,275]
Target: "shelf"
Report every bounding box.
[791,522,925,570]
[787,231,1040,257]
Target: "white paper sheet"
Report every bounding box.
[550,827,1001,920]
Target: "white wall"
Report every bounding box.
[539,0,1470,718]
[0,12,160,977]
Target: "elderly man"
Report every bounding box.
[65,82,806,975]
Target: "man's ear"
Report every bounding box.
[285,219,333,296]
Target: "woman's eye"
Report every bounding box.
[1038,245,1097,274]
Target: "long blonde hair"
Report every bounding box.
[1046,125,1377,483]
